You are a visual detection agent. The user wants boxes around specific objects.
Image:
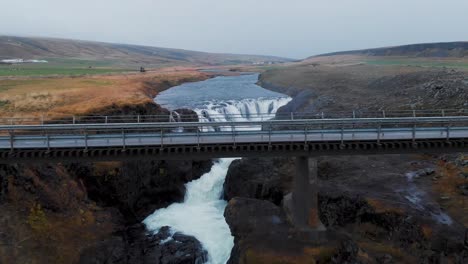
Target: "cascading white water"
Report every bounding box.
[145,74,291,264]
[194,97,292,131]
[144,158,238,264]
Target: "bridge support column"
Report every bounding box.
[284,156,325,231]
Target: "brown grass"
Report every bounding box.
[432,159,468,226]
[366,198,405,214]
[0,162,117,264]
[0,67,209,118]
[358,241,416,263]
[243,246,335,264]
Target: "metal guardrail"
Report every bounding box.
[0,115,468,152]
[0,109,467,125]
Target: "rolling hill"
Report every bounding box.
[0,36,292,67]
[312,41,468,59]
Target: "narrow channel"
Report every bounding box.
[143,73,291,263]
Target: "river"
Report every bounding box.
[143,73,291,264]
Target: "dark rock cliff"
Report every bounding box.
[223,156,468,263]
[0,102,212,264]
[79,224,208,264]
[224,64,468,263]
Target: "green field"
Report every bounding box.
[0,58,135,77]
[365,59,468,69]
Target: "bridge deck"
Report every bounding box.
[0,115,467,162]
[1,127,467,149]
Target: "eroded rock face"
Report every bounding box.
[0,160,212,264]
[319,195,373,227]
[223,157,468,263]
[69,159,212,223]
[79,224,208,264]
[224,197,338,264]
[224,196,468,263]
[224,158,294,205]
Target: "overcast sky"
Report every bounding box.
[1,0,467,59]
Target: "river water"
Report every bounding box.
[143,73,291,264]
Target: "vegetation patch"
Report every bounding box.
[432,157,468,226]
[0,65,130,77]
[0,99,9,108]
[365,58,468,69]
[0,69,208,118]
[27,203,49,234]
[358,241,415,263]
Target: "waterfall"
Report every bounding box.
[144,158,237,264]
[143,97,290,264]
[194,97,292,132]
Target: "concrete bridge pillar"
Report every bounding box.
[284,156,326,231]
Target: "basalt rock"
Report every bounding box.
[0,163,87,212]
[223,157,294,205]
[223,156,468,263]
[224,197,339,264]
[68,159,212,223]
[79,224,208,264]
[319,194,373,227]
[0,164,18,202]
[330,239,361,264]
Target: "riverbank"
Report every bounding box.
[0,67,212,119]
[0,70,217,264]
[218,62,468,263]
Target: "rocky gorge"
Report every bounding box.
[0,76,215,264]
[219,64,468,263]
[0,65,467,264]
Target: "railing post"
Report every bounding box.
[9,130,14,152]
[46,133,50,151]
[122,129,126,150]
[441,109,445,117]
[84,130,88,151]
[412,110,416,117]
[377,124,381,144]
[231,122,236,148]
[268,123,272,148]
[161,129,164,149]
[41,114,44,125]
[321,112,324,119]
[321,122,324,139]
[197,127,200,150]
[137,115,140,123]
[412,124,416,143]
[446,123,450,142]
[73,115,76,124]
[105,116,108,124]
[291,112,294,120]
[382,110,386,118]
[304,126,308,147]
[352,110,356,119]
[340,125,344,147]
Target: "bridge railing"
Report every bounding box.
[1,116,468,150]
[0,109,467,126]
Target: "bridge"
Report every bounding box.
[1,110,467,229]
[0,110,467,162]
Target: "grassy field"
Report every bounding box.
[0,58,137,77]
[0,68,208,118]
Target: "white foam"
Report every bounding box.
[195,97,292,132]
[145,88,290,263]
[143,158,237,264]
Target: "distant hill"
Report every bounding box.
[0,36,292,66]
[313,42,468,59]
